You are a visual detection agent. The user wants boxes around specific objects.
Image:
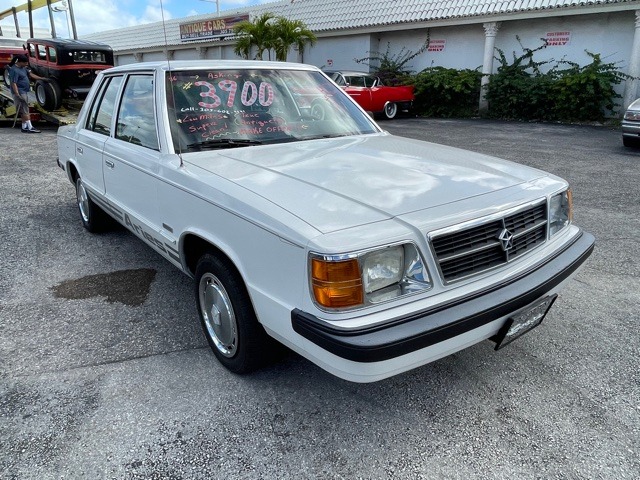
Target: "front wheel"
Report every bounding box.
[195,254,275,374]
[383,102,398,120]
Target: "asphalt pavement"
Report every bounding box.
[1,118,638,479]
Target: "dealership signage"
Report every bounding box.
[180,15,250,41]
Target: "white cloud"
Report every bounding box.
[0,0,267,37]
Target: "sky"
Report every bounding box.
[0,0,272,37]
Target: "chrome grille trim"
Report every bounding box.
[429,200,548,283]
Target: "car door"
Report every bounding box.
[343,75,373,111]
[75,75,123,197]
[103,73,161,239]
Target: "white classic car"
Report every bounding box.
[57,60,594,383]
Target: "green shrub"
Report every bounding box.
[548,52,628,122]
[412,67,482,117]
[485,40,629,122]
[484,41,554,120]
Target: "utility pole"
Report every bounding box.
[198,0,220,17]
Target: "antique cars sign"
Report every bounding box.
[179,15,249,41]
[56,60,594,383]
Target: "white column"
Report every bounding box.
[479,22,501,114]
[622,11,640,113]
[196,46,208,59]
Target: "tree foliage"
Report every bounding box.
[355,35,429,86]
[233,13,316,62]
[233,13,276,61]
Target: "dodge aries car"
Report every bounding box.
[57,61,594,383]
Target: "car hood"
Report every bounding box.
[183,133,547,233]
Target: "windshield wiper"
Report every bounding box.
[302,134,350,141]
[186,138,263,150]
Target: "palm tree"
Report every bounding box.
[233,13,276,60]
[272,18,316,62]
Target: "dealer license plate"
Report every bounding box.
[493,295,558,350]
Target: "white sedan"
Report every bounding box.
[57,60,594,382]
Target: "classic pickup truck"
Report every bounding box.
[57,60,594,383]
[326,70,414,119]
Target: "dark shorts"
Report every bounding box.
[12,93,30,116]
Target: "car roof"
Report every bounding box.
[27,37,112,51]
[103,60,322,74]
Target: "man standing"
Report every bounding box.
[9,54,47,133]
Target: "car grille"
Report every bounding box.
[430,201,548,283]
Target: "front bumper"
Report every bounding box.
[621,119,640,138]
[292,230,594,364]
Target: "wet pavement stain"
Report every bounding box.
[51,268,157,306]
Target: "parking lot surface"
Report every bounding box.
[1,118,638,479]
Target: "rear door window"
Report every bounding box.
[115,74,159,150]
[37,44,47,60]
[47,46,57,63]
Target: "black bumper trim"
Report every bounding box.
[292,231,594,363]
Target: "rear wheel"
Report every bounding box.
[76,177,110,232]
[35,79,62,111]
[383,102,398,120]
[3,68,10,88]
[623,136,640,148]
[195,253,275,374]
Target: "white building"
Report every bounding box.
[82,0,640,113]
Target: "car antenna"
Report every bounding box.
[159,0,184,167]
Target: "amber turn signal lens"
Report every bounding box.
[311,258,364,308]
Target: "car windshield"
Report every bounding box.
[70,50,109,63]
[166,68,378,152]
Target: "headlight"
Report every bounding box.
[624,110,640,121]
[310,243,431,310]
[549,189,573,237]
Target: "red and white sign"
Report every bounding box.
[546,31,571,46]
[427,39,446,52]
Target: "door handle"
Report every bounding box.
[105,160,115,168]
[76,146,83,154]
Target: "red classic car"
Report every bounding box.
[1,37,26,87]
[326,70,414,119]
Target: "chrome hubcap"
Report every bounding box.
[385,103,397,118]
[199,273,237,357]
[77,180,90,222]
[36,84,46,104]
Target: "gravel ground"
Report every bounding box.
[0,118,638,479]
